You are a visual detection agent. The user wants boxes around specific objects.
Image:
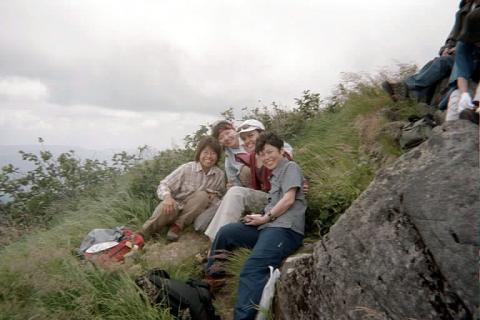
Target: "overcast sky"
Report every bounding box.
[0,0,457,150]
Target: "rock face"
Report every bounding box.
[275,120,479,320]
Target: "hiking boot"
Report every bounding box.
[205,261,227,278]
[166,224,181,242]
[138,229,150,241]
[202,276,226,294]
[382,80,409,102]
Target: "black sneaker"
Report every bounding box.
[382,80,408,102]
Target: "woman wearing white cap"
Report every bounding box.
[204,119,294,241]
[236,119,293,189]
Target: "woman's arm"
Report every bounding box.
[224,155,242,187]
[206,169,227,202]
[244,187,297,226]
[156,163,186,214]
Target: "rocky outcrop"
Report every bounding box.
[275,120,479,320]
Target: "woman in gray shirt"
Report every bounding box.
[204,132,306,320]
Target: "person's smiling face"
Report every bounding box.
[240,130,261,152]
[199,145,218,171]
[218,128,238,148]
[258,143,283,170]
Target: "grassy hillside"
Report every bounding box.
[0,76,428,319]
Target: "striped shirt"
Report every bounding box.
[156,161,226,209]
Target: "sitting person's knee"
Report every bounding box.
[217,222,241,236]
[222,186,247,200]
[192,190,209,201]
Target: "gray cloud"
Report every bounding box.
[0,0,458,149]
[0,42,228,113]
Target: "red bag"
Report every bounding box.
[83,228,144,265]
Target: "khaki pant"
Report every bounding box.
[239,165,252,188]
[141,190,210,237]
[204,186,268,241]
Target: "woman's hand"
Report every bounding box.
[302,178,310,196]
[243,214,269,226]
[161,195,177,215]
[207,191,219,203]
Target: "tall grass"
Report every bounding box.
[0,152,190,319]
[293,86,392,235]
[0,76,428,319]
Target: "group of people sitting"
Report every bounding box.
[382,0,480,124]
[140,119,306,320]
[134,3,479,319]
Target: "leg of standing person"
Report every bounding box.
[440,42,480,110]
[234,228,303,320]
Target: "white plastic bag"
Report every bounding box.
[446,89,462,121]
[447,89,476,121]
[255,266,281,320]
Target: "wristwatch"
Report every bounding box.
[266,211,276,222]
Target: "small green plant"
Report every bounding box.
[295,90,321,119]
[240,94,319,141]
[126,148,193,202]
[183,125,209,151]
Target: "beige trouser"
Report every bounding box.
[204,186,268,241]
[141,190,210,237]
[239,165,252,188]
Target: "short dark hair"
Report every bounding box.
[195,136,222,164]
[211,120,235,139]
[255,132,284,154]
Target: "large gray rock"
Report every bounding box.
[275,120,479,320]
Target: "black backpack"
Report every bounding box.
[135,268,220,320]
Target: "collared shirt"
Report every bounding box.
[157,161,226,209]
[224,145,248,186]
[258,158,306,235]
[226,140,294,187]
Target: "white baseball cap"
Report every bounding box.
[237,119,265,134]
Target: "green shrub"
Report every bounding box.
[127,149,192,202]
[0,142,147,227]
